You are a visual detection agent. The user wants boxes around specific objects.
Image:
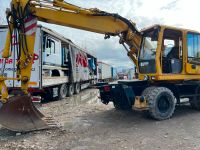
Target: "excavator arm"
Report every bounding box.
[0,0,142,132]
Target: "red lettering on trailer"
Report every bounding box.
[6,59,13,64]
[0,58,13,64]
[0,53,39,64]
[76,52,88,68]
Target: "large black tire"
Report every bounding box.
[142,87,176,120]
[58,84,68,100]
[189,86,200,110]
[189,99,199,110]
[190,98,200,110]
[67,84,74,97]
[74,82,81,94]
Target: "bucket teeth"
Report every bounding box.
[42,117,58,127]
[0,95,57,132]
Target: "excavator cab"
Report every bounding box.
[99,25,200,120]
[138,25,194,81]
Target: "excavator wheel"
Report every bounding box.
[0,95,57,132]
[190,98,200,110]
[142,87,176,120]
[189,85,200,110]
[190,99,199,110]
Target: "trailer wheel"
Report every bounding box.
[142,87,175,120]
[67,84,74,97]
[74,82,80,94]
[58,84,68,99]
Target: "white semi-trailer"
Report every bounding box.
[98,61,112,82]
[0,25,97,101]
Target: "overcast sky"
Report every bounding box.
[1,0,200,68]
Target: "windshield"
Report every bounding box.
[139,28,159,74]
[139,29,158,60]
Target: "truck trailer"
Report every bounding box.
[97,61,112,82]
[0,25,97,101]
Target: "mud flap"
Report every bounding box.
[111,85,135,109]
[0,95,57,132]
[99,84,135,109]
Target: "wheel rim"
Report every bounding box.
[76,84,80,92]
[60,85,67,98]
[157,96,170,113]
[69,85,74,95]
[69,86,72,94]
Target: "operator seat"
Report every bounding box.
[163,47,180,73]
[166,47,182,73]
[167,47,179,59]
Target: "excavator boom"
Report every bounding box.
[0,0,142,132]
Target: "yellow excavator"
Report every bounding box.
[1,0,200,132]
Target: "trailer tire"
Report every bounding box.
[74,82,80,94]
[67,84,74,97]
[58,84,68,99]
[142,87,175,120]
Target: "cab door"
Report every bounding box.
[186,32,200,74]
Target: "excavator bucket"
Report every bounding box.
[0,95,57,132]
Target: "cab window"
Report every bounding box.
[187,33,200,64]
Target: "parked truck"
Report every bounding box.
[97,61,112,82]
[0,25,97,101]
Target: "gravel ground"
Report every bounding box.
[0,89,200,150]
